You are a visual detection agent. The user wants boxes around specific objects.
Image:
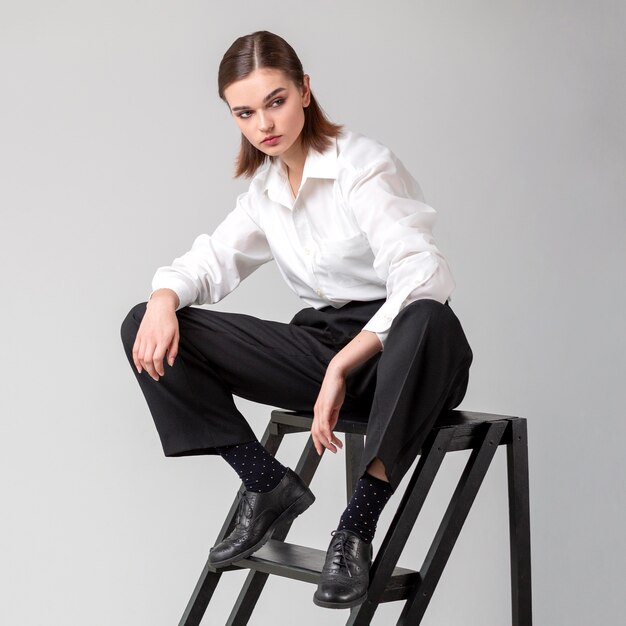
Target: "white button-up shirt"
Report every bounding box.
[151,128,455,349]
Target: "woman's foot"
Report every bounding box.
[209,468,315,568]
[313,529,373,609]
[313,469,393,608]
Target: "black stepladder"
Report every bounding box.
[178,409,532,625]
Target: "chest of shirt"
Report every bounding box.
[254,176,378,287]
[259,177,365,247]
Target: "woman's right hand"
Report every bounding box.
[132,288,180,381]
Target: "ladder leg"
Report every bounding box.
[347,428,454,626]
[344,432,365,621]
[178,421,286,625]
[397,420,508,625]
[345,432,365,502]
[226,434,323,625]
[178,560,222,626]
[507,419,532,626]
[226,571,271,626]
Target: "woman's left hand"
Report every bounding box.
[310,330,382,456]
[311,363,346,456]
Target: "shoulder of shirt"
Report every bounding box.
[337,128,425,202]
[228,159,273,223]
[336,128,398,181]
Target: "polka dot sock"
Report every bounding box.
[336,472,393,543]
[215,440,289,493]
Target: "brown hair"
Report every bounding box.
[218,30,344,178]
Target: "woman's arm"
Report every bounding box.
[311,329,382,456]
[151,190,273,310]
[135,189,271,379]
[346,148,455,349]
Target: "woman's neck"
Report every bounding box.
[279,137,307,180]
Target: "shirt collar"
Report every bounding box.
[301,135,339,182]
[262,135,338,206]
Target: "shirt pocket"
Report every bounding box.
[317,231,373,287]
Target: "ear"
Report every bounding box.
[301,74,312,108]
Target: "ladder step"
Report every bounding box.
[208,539,421,603]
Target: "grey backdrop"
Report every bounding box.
[1,1,624,624]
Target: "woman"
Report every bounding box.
[120,30,473,610]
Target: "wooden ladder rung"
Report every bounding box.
[208,539,421,602]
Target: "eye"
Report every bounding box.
[237,110,253,119]
[270,98,285,107]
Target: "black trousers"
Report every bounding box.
[120,298,473,493]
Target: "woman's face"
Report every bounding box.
[223,67,311,162]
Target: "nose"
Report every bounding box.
[258,111,274,133]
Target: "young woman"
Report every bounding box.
[121,30,473,610]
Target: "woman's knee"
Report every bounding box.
[120,302,148,348]
[399,298,446,323]
[395,298,467,345]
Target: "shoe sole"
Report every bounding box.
[209,486,315,569]
[312,592,368,609]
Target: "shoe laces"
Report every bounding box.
[329,529,355,577]
[235,491,254,526]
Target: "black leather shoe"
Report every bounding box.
[313,529,373,609]
[208,468,315,568]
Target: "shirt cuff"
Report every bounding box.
[150,272,199,311]
[374,330,389,350]
[361,297,403,349]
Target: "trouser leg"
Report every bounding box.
[120,297,473,494]
[350,299,473,493]
[120,302,337,457]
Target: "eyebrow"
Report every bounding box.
[231,87,287,112]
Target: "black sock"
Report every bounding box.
[336,472,393,543]
[215,440,289,493]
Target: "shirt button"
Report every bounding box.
[304,247,310,256]
[316,288,323,296]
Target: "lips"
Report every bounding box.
[262,135,281,144]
